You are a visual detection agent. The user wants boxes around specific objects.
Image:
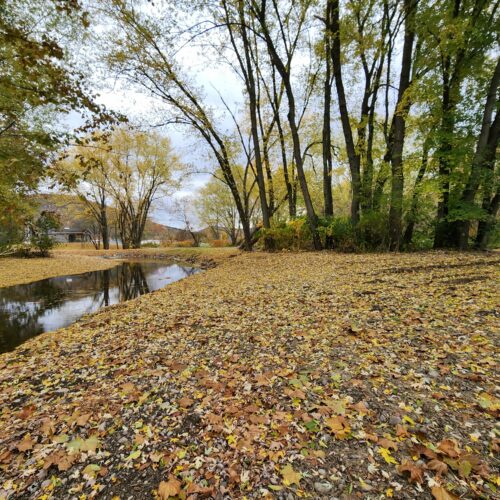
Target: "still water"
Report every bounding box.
[0,261,200,353]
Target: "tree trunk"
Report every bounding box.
[235,0,271,233]
[100,205,110,250]
[256,4,321,249]
[458,58,500,249]
[323,1,334,223]
[402,144,428,247]
[328,0,361,227]
[388,0,415,251]
[475,189,499,249]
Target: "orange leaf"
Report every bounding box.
[158,476,181,499]
[397,460,424,483]
[178,397,194,408]
[437,439,460,458]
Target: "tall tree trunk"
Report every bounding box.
[402,144,429,247]
[328,0,361,227]
[458,58,500,249]
[387,0,415,251]
[256,3,321,249]
[476,189,499,249]
[234,0,271,232]
[323,0,334,224]
[100,204,110,250]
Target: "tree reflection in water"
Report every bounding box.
[0,261,200,353]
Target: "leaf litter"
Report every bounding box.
[0,251,498,499]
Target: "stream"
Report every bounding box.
[0,260,200,353]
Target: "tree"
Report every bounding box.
[101,0,256,249]
[195,175,240,245]
[0,0,115,250]
[104,128,181,249]
[55,134,113,249]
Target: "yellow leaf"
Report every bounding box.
[403,415,415,426]
[281,464,302,486]
[386,488,394,497]
[378,447,397,465]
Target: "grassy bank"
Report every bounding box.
[0,251,498,499]
[0,255,118,288]
[0,247,239,288]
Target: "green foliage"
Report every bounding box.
[357,211,389,250]
[29,211,60,256]
[258,218,313,251]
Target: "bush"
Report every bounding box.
[210,239,230,247]
[28,212,59,257]
[175,239,195,248]
[258,218,313,250]
[357,211,388,250]
[323,217,357,251]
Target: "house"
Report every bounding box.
[48,227,90,243]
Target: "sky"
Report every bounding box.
[88,41,246,228]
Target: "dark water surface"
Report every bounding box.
[0,260,200,353]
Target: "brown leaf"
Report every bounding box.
[40,417,56,436]
[378,437,397,451]
[43,450,77,471]
[437,439,460,458]
[76,413,91,427]
[18,405,35,420]
[158,476,181,499]
[410,444,437,460]
[397,460,424,484]
[431,486,458,500]
[121,382,137,394]
[178,397,194,408]
[426,459,448,476]
[396,424,409,437]
[17,435,35,452]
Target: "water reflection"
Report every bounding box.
[0,261,199,353]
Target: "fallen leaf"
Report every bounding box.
[178,397,194,408]
[398,460,424,483]
[16,435,34,452]
[158,476,181,499]
[431,486,458,500]
[378,447,397,465]
[426,459,448,476]
[281,464,301,486]
[437,439,460,458]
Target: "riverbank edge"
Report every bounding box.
[0,247,239,288]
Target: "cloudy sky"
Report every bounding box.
[89,39,246,228]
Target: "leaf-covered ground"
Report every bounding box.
[0,251,498,499]
[0,256,118,288]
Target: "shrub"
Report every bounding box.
[29,212,60,257]
[210,239,229,247]
[323,217,357,251]
[357,211,388,250]
[175,239,195,248]
[258,218,313,250]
